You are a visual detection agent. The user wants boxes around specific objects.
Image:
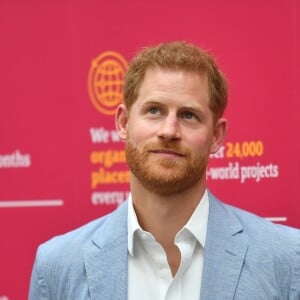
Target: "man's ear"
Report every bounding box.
[115,104,128,141]
[210,118,228,154]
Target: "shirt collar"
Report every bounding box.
[127,190,209,256]
[181,189,209,247]
[128,193,141,256]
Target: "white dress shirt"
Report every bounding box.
[128,190,209,300]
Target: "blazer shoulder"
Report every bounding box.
[30,201,128,298]
[219,199,300,269]
[208,192,299,256]
[37,200,127,265]
[218,199,300,298]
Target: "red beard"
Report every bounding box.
[125,139,210,195]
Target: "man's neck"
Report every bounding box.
[130,175,206,246]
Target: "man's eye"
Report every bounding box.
[183,112,195,119]
[149,107,159,114]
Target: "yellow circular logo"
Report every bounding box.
[88,51,128,115]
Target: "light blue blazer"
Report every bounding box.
[29,192,300,299]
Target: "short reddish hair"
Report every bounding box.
[124,41,228,121]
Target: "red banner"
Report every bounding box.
[0,0,299,298]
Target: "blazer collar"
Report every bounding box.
[83,201,128,300]
[200,191,249,299]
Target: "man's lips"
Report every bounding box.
[149,149,185,157]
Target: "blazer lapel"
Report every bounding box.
[83,202,128,300]
[200,193,249,300]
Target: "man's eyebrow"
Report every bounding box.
[180,105,205,113]
[141,100,163,106]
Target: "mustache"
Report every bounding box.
[143,141,190,156]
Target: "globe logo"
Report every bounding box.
[88,51,128,115]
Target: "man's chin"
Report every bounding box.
[138,172,197,195]
[141,181,187,196]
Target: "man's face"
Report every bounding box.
[118,68,225,195]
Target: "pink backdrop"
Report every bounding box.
[0,0,299,298]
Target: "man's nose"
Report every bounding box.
[157,114,181,141]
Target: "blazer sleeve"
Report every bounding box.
[28,247,51,300]
[290,230,300,299]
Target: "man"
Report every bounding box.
[29,41,300,299]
